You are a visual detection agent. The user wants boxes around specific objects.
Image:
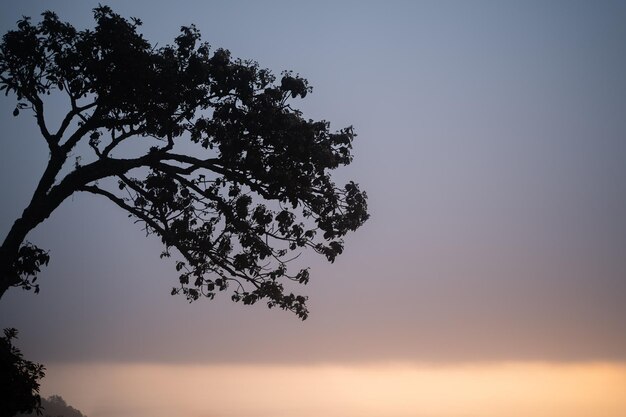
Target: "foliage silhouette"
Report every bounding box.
[0,6,368,318]
[0,328,45,417]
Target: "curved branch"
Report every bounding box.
[78,184,260,286]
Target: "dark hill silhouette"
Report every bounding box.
[17,395,86,417]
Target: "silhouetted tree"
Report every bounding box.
[0,6,368,318]
[0,328,45,417]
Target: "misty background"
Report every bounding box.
[1,0,625,368]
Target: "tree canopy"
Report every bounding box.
[0,6,368,319]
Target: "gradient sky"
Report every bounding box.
[1,1,626,416]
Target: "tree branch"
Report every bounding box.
[54,100,98,140]
[28,93,57,152]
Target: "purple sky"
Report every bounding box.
[1,0,625,366]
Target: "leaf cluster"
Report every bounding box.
[10,243,49,294]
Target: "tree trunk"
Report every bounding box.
[0,152,70,299]
[0,182,65,299]
[0,208,50,299]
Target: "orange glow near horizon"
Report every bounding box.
[42,362,626,417]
